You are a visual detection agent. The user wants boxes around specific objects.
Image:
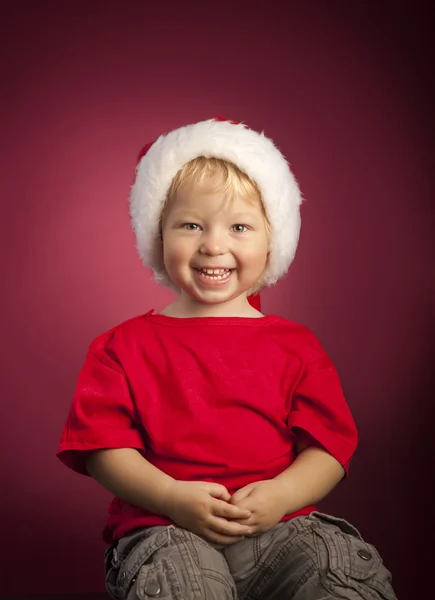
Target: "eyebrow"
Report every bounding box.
[169,210,203,219]
[229,213,262,220]
[169,210,261,221]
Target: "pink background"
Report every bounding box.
[1,2,433,598]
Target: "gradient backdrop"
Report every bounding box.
[1,2,434,598]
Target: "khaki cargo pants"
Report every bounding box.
[104,512,397,599]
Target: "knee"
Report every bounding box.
[308,513,397,599]
[137,527,236,599]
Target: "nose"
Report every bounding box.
[199,228,228,256]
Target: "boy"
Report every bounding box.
[57,118,397,599]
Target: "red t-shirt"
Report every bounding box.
[57,311,358,544]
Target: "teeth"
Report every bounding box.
[200,268,230,275]
[196,268,231,280]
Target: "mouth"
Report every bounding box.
[193,267,234,283]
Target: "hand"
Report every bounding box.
[164,480,254,545]
[229,480,289,535]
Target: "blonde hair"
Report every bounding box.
[162,157,269,226]
[169,156,261,201]
[160,156,271,294]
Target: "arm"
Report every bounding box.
[273,444,345,514]
[231,336,356,533]
[86,448,253,545]
[230,445,345,534]
[86,448,175,515]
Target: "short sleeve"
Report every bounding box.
[289,350,358,473]
[56,342,145,476]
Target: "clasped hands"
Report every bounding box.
[164,479,289,546]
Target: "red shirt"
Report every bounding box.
[57,311,358,543]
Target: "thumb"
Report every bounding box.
[230,483,255,505]
[206,483,231,502]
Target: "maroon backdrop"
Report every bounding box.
[1,2,433,598]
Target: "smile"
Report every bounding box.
[194,268,233,283]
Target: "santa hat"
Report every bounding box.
[129,117,303,299]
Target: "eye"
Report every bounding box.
[231,224,248,233]
[182,223,201,231]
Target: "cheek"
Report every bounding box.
[242,245,269,268]
[163,238,193,269]
[164,248,181,269]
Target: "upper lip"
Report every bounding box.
[194,266,233,270]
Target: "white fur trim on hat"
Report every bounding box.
[129,118,303,290]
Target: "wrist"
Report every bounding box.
[273,477,296,514]
[159,477,177,518]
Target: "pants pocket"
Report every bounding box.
[105,542,122,599]
[135,558,183,600]
[105,527,173,599]
[311,512,396,600]
[310,510,364,539]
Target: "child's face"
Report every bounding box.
[161,179,269,308]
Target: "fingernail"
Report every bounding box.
[245,511,251,517]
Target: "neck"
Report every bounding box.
[161,293,263,318]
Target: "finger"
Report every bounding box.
[209,516,253,537]
[211,499,252,520]
[206,484,231,502]
[228,497,255,517]
[230,486,254,505]
[231,515,254,527]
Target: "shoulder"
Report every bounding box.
[269,315,320,344]
[269,315,330,364]
[88,310,155,355]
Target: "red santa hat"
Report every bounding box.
[130,117,303,307]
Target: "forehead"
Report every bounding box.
[167,179,264,217]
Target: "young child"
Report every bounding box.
[57,117,397,599]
